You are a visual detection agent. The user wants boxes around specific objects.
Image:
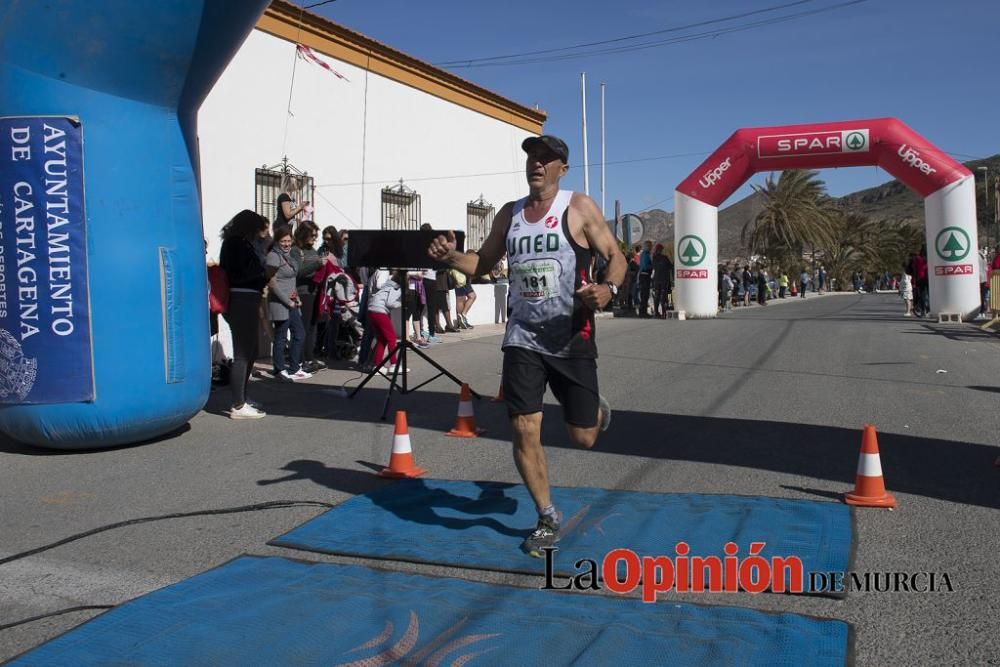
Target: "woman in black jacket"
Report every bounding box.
[651,243,673,317]
[219,210,269,419]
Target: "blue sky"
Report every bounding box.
[309,0,998,215]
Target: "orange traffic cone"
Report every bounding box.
[492,378,505,402]
[447,383,485,438]
[379,411,427,478]
[843,424,896,508]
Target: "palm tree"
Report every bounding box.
[742,170,840,268]
[822,213,876,287]
[822,214,923,289]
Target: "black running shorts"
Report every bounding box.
[502,346,599,427]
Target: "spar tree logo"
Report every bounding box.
[678,235,707,267]
[934,227,970,262]
[845,132,866,150]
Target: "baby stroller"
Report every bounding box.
[321,269,363,362]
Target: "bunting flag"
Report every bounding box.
[295,44,349,82]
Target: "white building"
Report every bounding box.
[200,0,545,269]
[199,1,544,333]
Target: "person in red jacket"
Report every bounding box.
[909,246,929,317]
[987,245,1000,316]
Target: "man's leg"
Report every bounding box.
[565,394,610,449]
[511,412,552,511]
[503,348,562,556]
[515,417,561,559]
[567,422,601,449]
[548,357,609,450]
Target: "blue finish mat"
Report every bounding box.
[271,480,854,594]
[11,556,853,666]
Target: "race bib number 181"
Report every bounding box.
[511,259,560,300]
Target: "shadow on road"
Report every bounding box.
[243,384,1000,511]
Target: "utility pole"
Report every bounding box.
[580,73,590,197]
[600,82,606,218]
[977,166,989,249]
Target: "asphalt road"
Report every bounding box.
[1,292,998,665]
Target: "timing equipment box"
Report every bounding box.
[346,230,466,269]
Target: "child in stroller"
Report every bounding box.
[313,263,363,364]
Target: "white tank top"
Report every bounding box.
[502,190,596,358]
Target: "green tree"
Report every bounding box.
[822,213,922,289]
[741,170,840,268]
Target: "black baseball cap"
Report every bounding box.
[521,135,569,164]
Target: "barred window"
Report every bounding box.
[381,180,421,230]
[255,159,314,226]
[466,195,495,251]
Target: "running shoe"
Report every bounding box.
[521,513,561,558]
[598,394,612,432]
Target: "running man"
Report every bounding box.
[427,134,626,557]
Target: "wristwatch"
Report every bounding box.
[605,282,619,298]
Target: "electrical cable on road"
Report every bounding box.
[0,500,339,633]
[0,500,334,567]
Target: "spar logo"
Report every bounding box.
[758,129,869,158]
[544,215,559,229]
[677,235,706,267]
[933,227,973,275]
[934,227,970,262]
[677,269,709,279]
[698,157,732,189]
[844,131,867,151]
[897,144,937,175]
[935,265,973,276]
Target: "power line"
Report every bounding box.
[436,0,817,67]
[637,196,675,213]
[311,144,991,217]
[444,1,869,69]
[312,151,712,189]
[312,144,988,190]
[305,0,338,8]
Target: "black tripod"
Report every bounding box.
[349,274,481,419]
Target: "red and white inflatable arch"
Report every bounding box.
[674,118,978,318]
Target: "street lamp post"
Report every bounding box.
[977,166,989,250]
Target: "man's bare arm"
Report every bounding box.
[575,194,626,286]
[428,202,511,274]
[572,193,627,310]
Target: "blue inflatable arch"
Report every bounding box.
[0,1,271,448]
